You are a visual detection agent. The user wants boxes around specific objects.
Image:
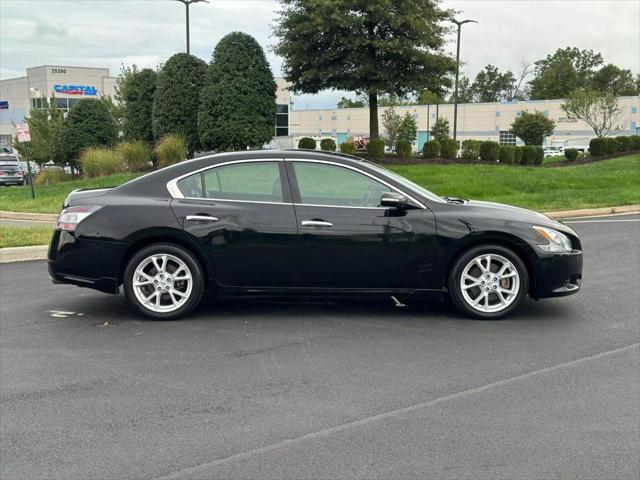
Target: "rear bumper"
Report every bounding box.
[0,177,24,185]
[48,230,125,294]
[530,249,583,299]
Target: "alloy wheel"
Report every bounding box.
[132,254,193,313]
[459,253,520,313]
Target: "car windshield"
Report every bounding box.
[360,160,445,203]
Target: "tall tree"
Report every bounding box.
[153,53,207,156]
[561,89,624,138]
[529,47,603,100]
[57,98,118,166]
[198,32,276,151]
[471,65,514,103]
[118,67,157,144]
[274,0,455,139]
[590,64,638,96]
[510,111,556,145]
[415,89,445,105]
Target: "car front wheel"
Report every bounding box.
[448,244,529,319]
[123,244,204,320]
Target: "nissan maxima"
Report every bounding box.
[48,150,582,320]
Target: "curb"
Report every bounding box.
[0,210,58,223]
[0,205,638,264]
[0,245,48,264]
[545,204,640,219]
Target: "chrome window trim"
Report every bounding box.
[287,158,427,209]
[166,156,426,209]
[166,158,285,200]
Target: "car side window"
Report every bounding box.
[292,162,391,207]
[177,174,203,198]
[202,161,283,203]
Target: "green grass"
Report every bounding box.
[542,155,567,165]
[0,173,139,214]
[391,154,640,211]
[0,225,54,248]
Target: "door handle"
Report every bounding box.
[301,220,333,228]
[186,215,219,223]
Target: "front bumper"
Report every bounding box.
[530,249,583,299]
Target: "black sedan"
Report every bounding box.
[48,150,582,320]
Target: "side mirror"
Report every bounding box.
[380,191,411,209]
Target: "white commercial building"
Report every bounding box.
[0,65,118,149]
[289,96,640,150]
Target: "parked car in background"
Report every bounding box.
[0,162,26,186]
[543,146,564,157]
[49,150,583,321]
[42,161,64,172]
[19,161,39,183]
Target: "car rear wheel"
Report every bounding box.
[448,244,528,319]
[123,244,204,320]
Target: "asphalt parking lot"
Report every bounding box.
[1,213,639,480]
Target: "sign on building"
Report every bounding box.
[16,123,31,143]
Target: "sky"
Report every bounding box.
[1,0,638,109]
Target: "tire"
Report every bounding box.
[448,244,529,320]
[123,243,204,320]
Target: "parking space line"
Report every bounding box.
[155,342,639,480]
[565,219,640,224]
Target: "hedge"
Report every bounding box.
[480,141,500,161]
[440,139,459,159]
[564,148,579,161]
[155,134,187,167]
[631,135,640,150]
[339,142,356,154]
[368,138,385,157]
[616,136,631,152]
[498,145,515,164]
[320,138,336,152]
[514,146,523,165]
[117,140,152,171]
[521,145,538,165]
[298,137,316,150]
[461,139,481,160]
[423,140,440,158]
[396,140,412,158]
[80,146,122,178]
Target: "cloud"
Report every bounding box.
[1,0,638,109]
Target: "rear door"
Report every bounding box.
[286,159,437,289]
[170,159,300,288]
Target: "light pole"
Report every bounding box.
[450,18,477,141]
[174,0,209,55]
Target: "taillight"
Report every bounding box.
[56,206,103,232]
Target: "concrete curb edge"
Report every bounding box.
[0,245,49,264]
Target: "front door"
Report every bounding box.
[170,160,299,288]
[286,160,437,289]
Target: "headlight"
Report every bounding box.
[533,226,572,253]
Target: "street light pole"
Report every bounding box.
[174,0,209,55]
[450,18,477,142]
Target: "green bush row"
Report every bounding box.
[590,135,640,156]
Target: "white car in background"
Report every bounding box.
[543,146,564,157]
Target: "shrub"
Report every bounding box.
[396,140,412,158]
[479,141,500,161]
[522,145,538,165]
[616,136,631,152]
[367,138,385,157]
[440,139,459,159]
[589,137,607,156]
[498,146,515,164]
[423,140,440,158]
[534,146,545,165]
[630,135,640,150]
[461,139,481,160]
[80,147,123,178]
[117,140,153,171]
[339,142,356,155]
[514,146,523,165]
[155,134,187,168]
[35,170,71,186]
[320,138,336,152]
[605,137,618,155]
[298,137,316,150]
[565,148,579,161]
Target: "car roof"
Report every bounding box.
[116,149,371,197]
